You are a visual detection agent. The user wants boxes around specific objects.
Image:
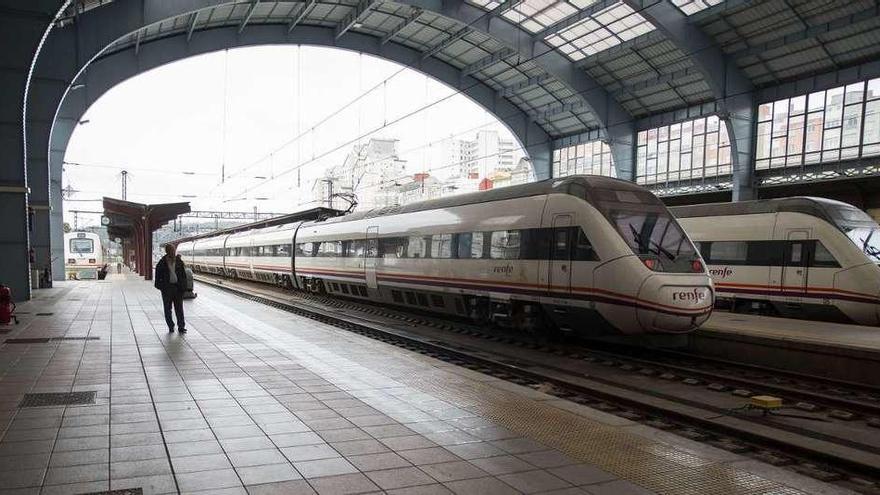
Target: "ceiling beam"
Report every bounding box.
[238,0,260,34]
[611,66,702,95]
[288,0,317,32]
[731,4,880,58]
[134,29,143,55]
[461,47,517,76]
[382,8,422,45]
[499,74,552,98]
[186,11,199,42]
[534,101,588,121]
[422,25,470,59]
[336,0,379,40]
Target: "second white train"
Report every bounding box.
[673,197,880,326]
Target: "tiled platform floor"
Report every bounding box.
[0,275,854,494]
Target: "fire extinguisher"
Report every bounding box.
[0,284,17,325]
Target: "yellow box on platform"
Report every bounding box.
[750,395,783,409]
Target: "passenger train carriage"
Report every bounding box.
[64,231,103,280]
[672,197,880,325]
[178,176,714,336]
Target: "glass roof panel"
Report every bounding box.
[469,0,600,33]
[467,0,503,9]
[670,0,723,16]
[544,1,655,60]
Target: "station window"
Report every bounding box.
[636,115,732,185]
[756,77,880,170]
[552,140,616,179]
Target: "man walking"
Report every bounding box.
[155,244,188,333]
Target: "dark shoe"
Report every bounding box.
[178,328,187,334]
[168,326,175,333]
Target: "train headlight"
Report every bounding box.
[89,258,96,264]
[67,258,75,264]
[691,259,704,273]
[641,257,659,271]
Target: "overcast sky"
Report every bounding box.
[63,45,522,228]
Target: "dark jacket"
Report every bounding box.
[154,254,187,292]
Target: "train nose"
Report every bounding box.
[636,279,713,333]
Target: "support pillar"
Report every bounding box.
[724,93,757,201]
[526,140,552,181]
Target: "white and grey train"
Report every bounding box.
[673,197,880,326]
[178,176,714,336]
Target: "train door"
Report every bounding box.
[549,214,573,294]
[782,230,809,300]
[365,226,379,290]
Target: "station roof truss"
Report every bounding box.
[96,0,880,140]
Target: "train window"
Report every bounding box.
[431,234,453,259]
[457,233,471,258]
[572,228,598,261]
[365,238,378,258]
[69,238,94,253]
[490,231,521,260]
[812,241,840,268]
[380,237,406,259]
[746,241,784,266]
[392,290,403,303]
[343,239,365,257]
[431,294,445,307]
[787,242,805,266]
[519,229,549,259]
[417,293,429,307]
[407,236,427,258]
[552,229,570,260]
[319,241,340,257]
[295,243,312,257]
[277,244,291,256]
[709,241,747,264]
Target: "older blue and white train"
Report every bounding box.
[176,176,714,336]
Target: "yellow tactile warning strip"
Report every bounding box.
[398,369,807,495]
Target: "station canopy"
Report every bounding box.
[97,0,879,140]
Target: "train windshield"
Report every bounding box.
[845,228,880,262]
[69,238,94,254]
[592,188,699,272]
[825,203,880,263]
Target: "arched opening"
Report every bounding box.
[60,45,536,273]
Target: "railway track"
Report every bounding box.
[196,274,880,494]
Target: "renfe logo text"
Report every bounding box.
[672,288,707,302]
[708,267,733,279]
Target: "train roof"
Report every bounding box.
[317,175,646,225]
[670,197,871,227]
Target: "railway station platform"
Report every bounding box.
[0,275,852,495]
[695,313,880,385]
